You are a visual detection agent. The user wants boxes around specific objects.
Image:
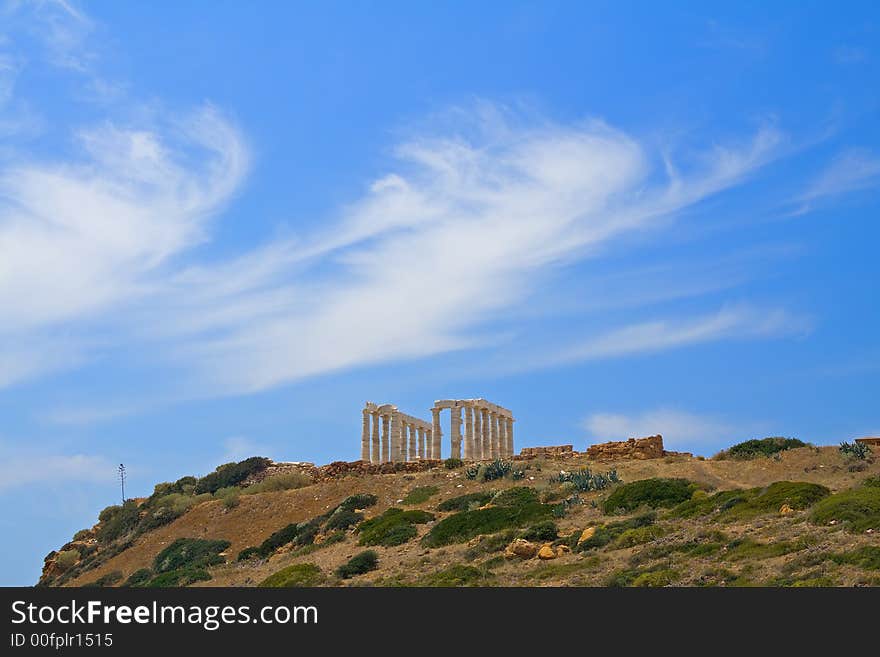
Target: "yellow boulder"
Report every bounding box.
[538,544,557,560]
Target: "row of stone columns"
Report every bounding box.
[361,404,434,464]
[433,403,514,460]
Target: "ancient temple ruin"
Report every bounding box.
[361,398,515,463]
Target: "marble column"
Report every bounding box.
[451,406,462,460]
[495,414,503,458]
[399,420,407,462]
[418,427,426,459]
[371,412,380,463]
[497,415,506,458]
[408,424,417,462]
[489,412,499,459]
[474,407,483,459]
[431,408,442,460]
[464,406,474,460]
[381,414,390,463]
[481,409,490,459]
[393,414,404,463]
[361,409,371,462]
[506,417,514,457]
[426,428,433,458]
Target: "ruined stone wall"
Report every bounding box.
[516,445,576,459]
[585,435,666,460]
[855,437,880,447]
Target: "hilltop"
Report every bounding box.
[39,438,880,587]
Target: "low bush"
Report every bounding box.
[831,546,880,570]
[839,441,871,460]
[96,500,141,544]
[72,529,91,542]
[422,488,551,547]
[419,564,489,587]
[610,524,668,549]
[574,513,656,552]
[717,437,807,460]
[437,492,494,512]
[358,508,434,546]
[242,472,312,495]
[194,457,271,495]
[463,530,517,560]
[55,549,79,571]
[154,538,230,573]
[444,458,463,470]
[146,568,211,587]
[259,563,325,587]
[335,550,378,579]
[401,486,439,506]
[337,493,379,511]
[324,509,364,531]
[602,478,698,513]
[810,480,880,532]
[722,537,809,561]
[671,481,830,521]
[606,565,678,587]
[123,568,153,587]
[519,521,558,542]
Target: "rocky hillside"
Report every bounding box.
[39,439,880,587]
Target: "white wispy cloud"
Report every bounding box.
[583,408,748,451]
[531,304,810,369]
[794,148,880,213]
[0,2,801,405]
[0,440,116,492]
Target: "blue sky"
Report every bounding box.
[1,1,879,585]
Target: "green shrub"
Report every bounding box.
[84,571,123,587]
[671,482,830,521]
[422,489,551,547]
[146,568,212,587]
[123,568,153,587]
[719,437,807,460]
[72,529,91,542]
[811,481,880,532]
[335,550,378,579]
[602,478,698,513]
[324,509,364,531]
[444,458,464,469]
[606,565,677,587]
[338,493,379,511]
[402,486,439,506]
[519,521,558,542]
[839,441,871,460]
[831,546,880,570]
[194,457,271,495]
[610,524,668,549]
[575,513,656,552]
[153,538,230,573]
[259,563,325,587]
[242,472,312,495]
[358,508,434,546]
[419,564,488,587]
[96,500,142,543]
[722,537,809,561]
[437,492,494,512]
[55,549,79,571]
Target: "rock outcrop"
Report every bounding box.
[586,435,666,460]
[517,445,576,460]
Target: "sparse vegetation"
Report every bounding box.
[324,509,364,531]
[55,549,79,571]
[549,468,620,492]
[358,508,434,546]
[242,472,312,495]
[154,538,230,573]
[422,487,551,547]
[670,481,830,521]
[810,479,880,532]
[419,564,489,586]
[716,437,807,460]
[444,458,463,469]
[259,563,325,587]
[194,457,272,495]
[123,568,153,587]
[839,441,871,460]
[574,513,657,552]
[336,550,378,579]
[84,571,123,587]
[437,492,494,512]
[602,478,698,513]
[401,486,439,505]
[465,459,513,482]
